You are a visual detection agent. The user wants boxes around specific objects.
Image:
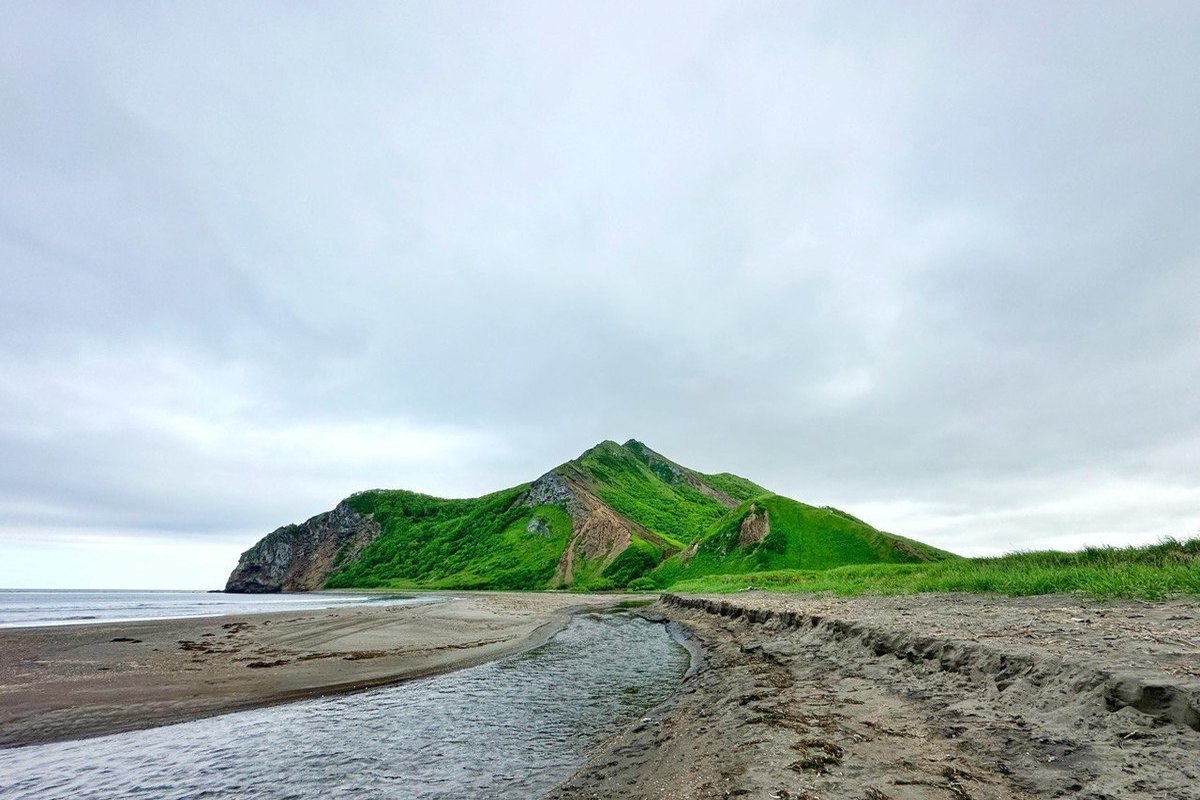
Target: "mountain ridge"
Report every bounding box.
[225,440,952,592]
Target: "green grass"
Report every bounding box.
[648,494,953,587]
[620,439,767,503]
[573,442,737,544]
[696,471,769,503]
[666,537,1200,600]
[612,598,656,608]
[325,487,573,590]
[601,535,663,586]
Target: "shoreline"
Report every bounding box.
[0,591,630,749]
[0,588,436,631]
[551,591,1200,800]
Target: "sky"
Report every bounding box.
[2,2,1198,589]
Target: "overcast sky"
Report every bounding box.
[2,2,1198,589]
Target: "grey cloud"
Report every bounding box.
[1,1,1198,570]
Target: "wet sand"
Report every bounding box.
[553,592,1200,800]
[0,591,626,748]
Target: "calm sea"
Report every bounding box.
[0,589,420,629]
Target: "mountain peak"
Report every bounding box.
[572,440,626,462]
[568,439,666,465]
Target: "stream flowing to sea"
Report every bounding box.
[0,611,690,799]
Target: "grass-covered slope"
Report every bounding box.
[667,537,1200,601]
[570,440,765,547]
[325,487,573,590]
[647,494,953,589]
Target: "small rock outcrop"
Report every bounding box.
[679,539,701,564]
[525,516,552,536]
[518,470,579,512]
[739,505,770,547]
[225,501,381,593]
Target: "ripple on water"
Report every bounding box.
[0,612,689,800]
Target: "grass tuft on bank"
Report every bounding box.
[666,537,1200,600]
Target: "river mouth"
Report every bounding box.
[0,610,690,799]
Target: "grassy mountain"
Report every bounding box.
[324,439,775,591]
[226,439,952,592]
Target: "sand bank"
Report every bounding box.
[0,591,624,748]
[552,592,1200,800]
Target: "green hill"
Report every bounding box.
[645,494,954,589]
[225,439,951,593]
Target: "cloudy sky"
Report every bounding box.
[2,2,1198,589]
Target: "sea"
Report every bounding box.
[0,588,421,629]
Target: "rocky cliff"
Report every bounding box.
[225,500,382,592]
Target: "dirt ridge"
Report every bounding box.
[552,593,1200,799]
[662,593,1200,732]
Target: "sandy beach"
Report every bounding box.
[554,592,1200,800]
[6,588,1200,798]
[0,591,626,748]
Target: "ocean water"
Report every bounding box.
[0,612,690,799]
[0,589,422,629]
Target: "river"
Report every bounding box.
[0,611,690,799]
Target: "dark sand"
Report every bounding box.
[7,589,1199,798]
[0,592,626,748]
[552,592,1200,800]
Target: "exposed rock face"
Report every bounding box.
[540,474,642,588]
[225,501,381,593]
[569,497,635,560]
[518,471,580,513]
[679,540,701,565]
[550,517,634,588]
[525,516,552,536]
[739,505,770,547]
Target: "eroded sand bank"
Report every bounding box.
[552,592,1200,800]
[0,592,625,748]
